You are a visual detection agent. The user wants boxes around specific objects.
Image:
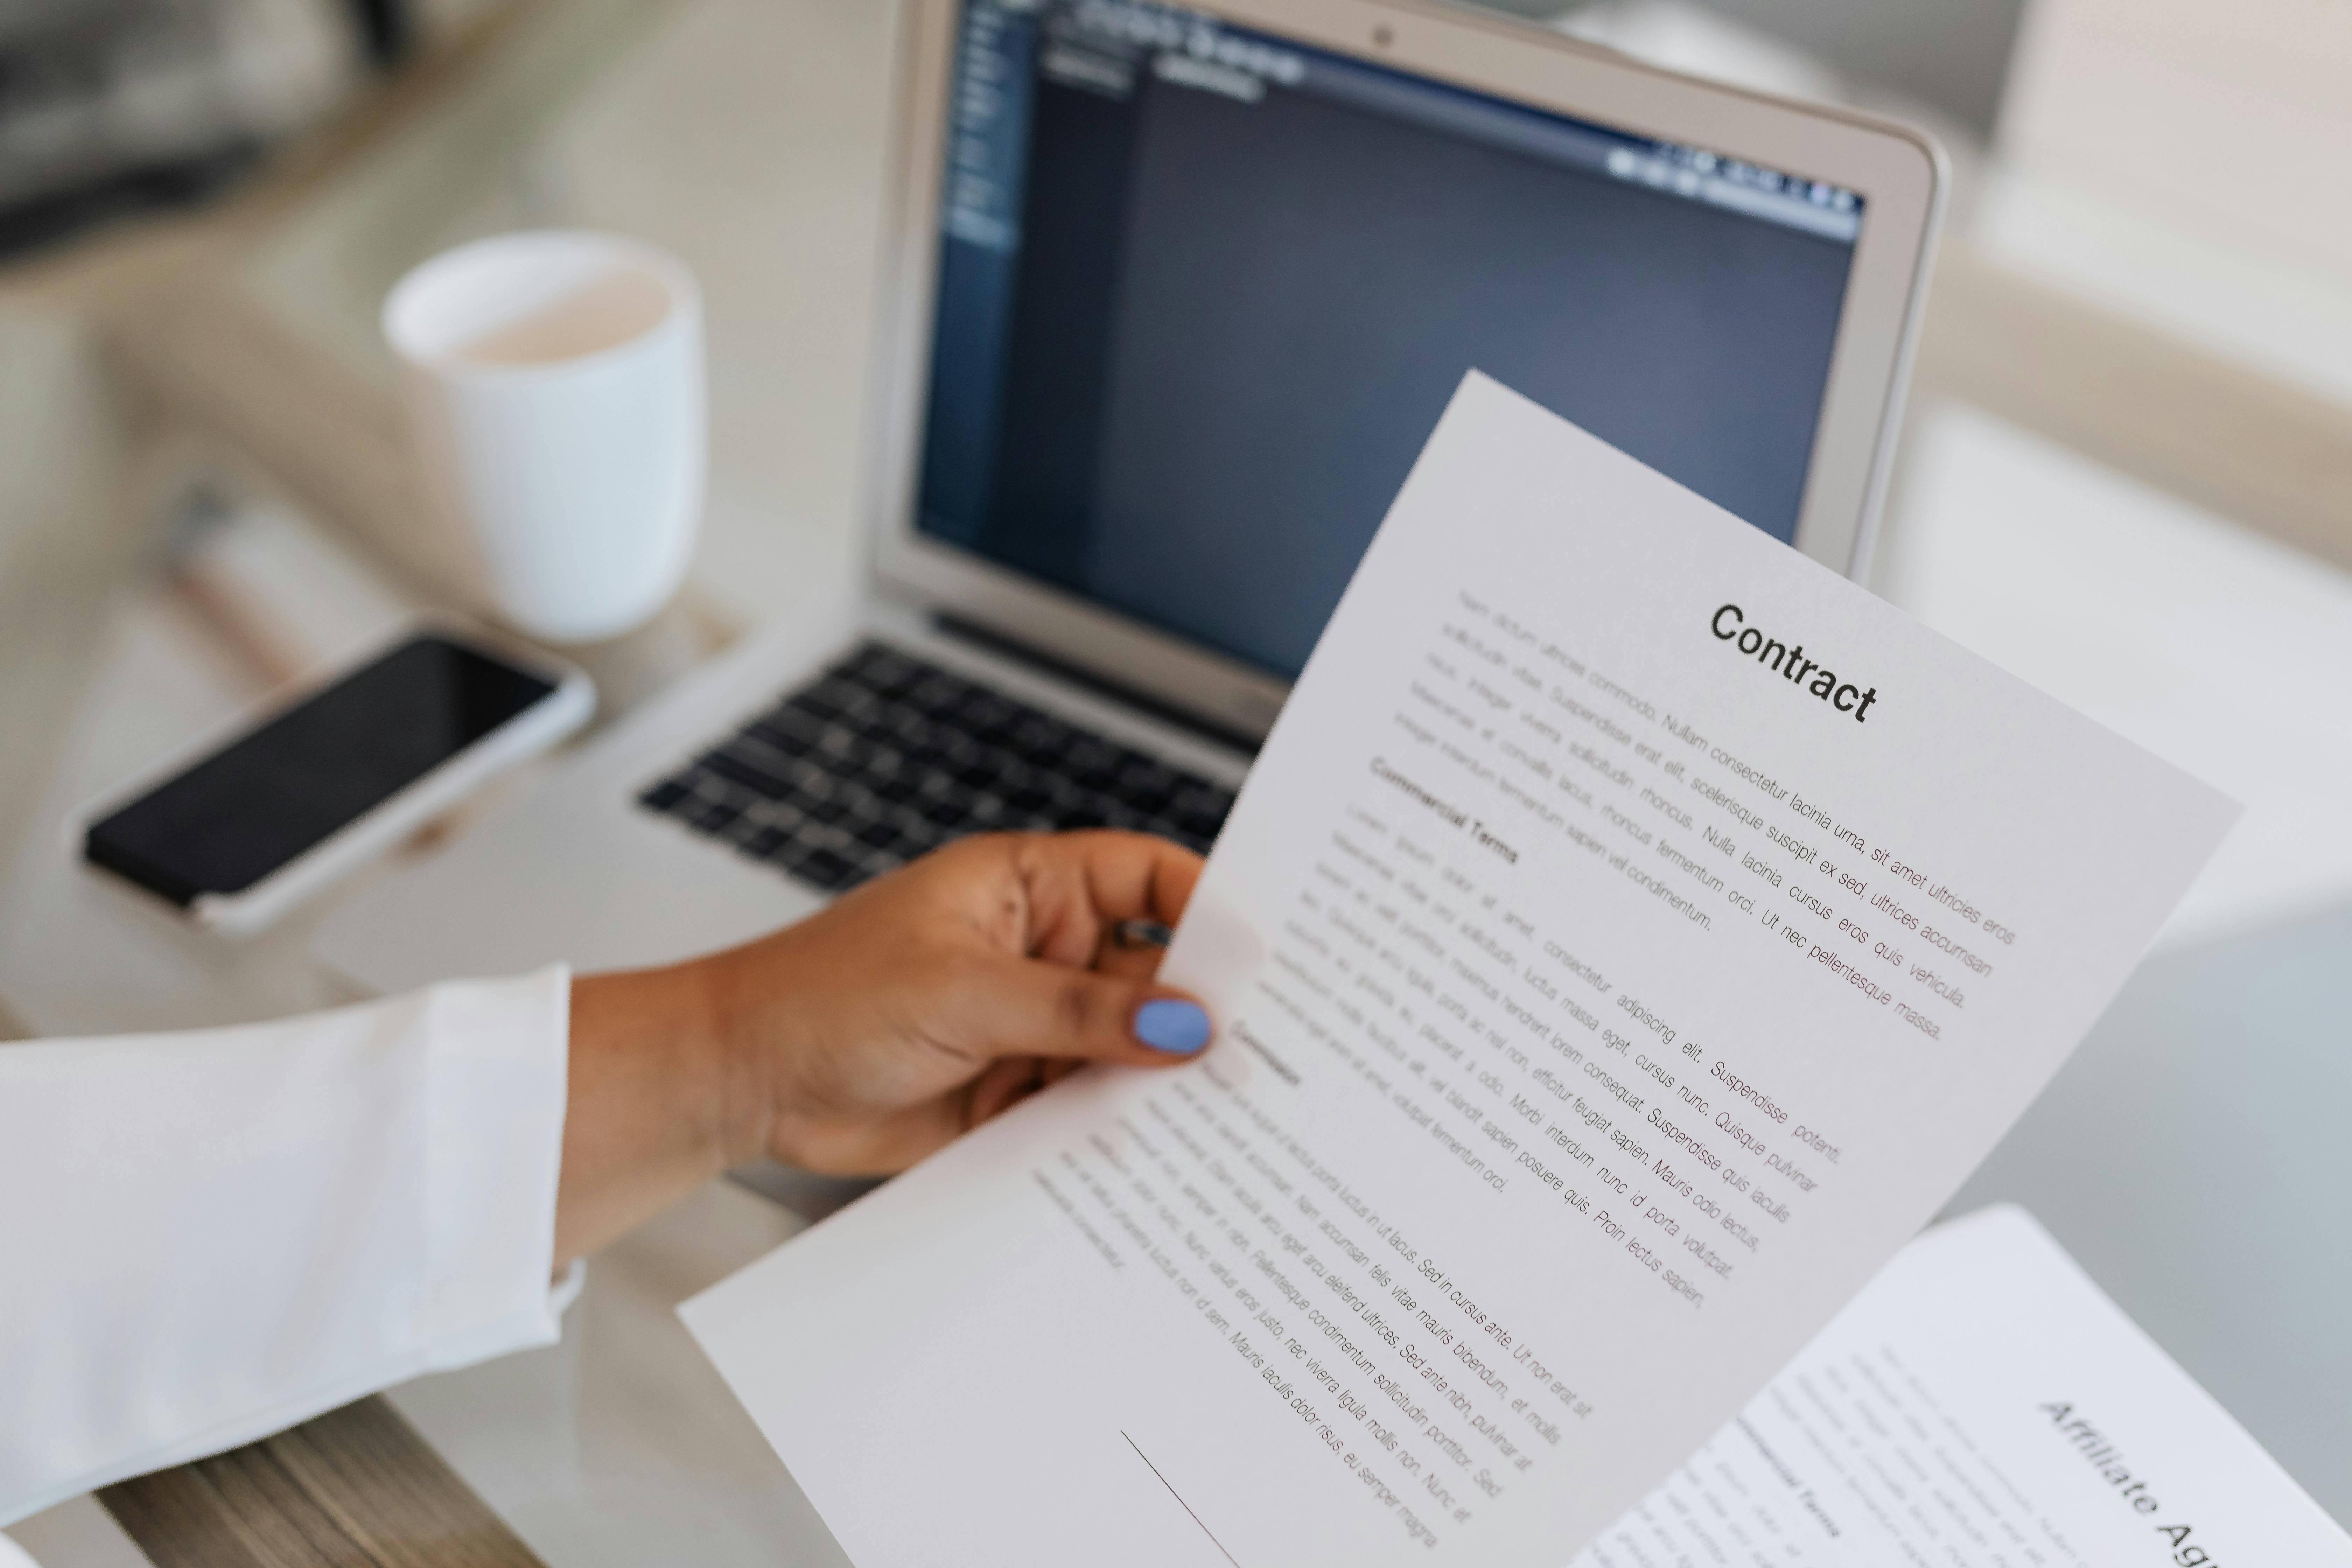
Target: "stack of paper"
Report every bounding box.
[680,376,2324,1565]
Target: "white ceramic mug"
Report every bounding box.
[384,230,705,644]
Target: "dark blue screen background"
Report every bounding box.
[919,2,1859,678]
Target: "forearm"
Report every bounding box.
[551,831,1208,1259]
[556,962,743,1264]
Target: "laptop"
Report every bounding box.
[316,0,1946,995]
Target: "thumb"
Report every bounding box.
[959,954,1214,1067]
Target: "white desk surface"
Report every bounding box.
[8,1180,855,1568]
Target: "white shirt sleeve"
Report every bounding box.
[0,967,575,1526]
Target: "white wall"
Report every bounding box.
[2002,0,2352,281]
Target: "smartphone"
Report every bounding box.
[79,625,593,934]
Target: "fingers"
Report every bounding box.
[965,830,1212,1060]
[962,1055,1048,1125]
[952,950,1213,1068]
[1008,830,1205,969]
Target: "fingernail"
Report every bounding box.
[1134,998,1212,1055]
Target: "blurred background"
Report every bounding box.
[0,0,2345,1548]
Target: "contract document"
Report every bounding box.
[1578,1205,2351,1567]
[683,373,2238,1566]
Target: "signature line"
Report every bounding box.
[1121,1430,1242,1567]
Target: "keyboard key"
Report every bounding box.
[699,749,793,799]
[640,778,692,813]
[919,797,971,828]
[687,797,741,834]
[737,826,790,860]
[747,714,821,754]
[1177,810,1225,842]
[797,846,861,890]
[1004,784,1057,816]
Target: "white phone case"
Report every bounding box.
[68,616,595,937]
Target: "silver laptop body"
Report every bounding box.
[316,0,1944,995]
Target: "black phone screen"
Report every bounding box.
[84,634,556,907]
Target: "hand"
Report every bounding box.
[555,831,1210,1262]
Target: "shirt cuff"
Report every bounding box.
[418,964,575,1370]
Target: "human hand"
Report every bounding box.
[556,831,1209,1260]
[700,828,1210,1172]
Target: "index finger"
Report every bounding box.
[1012,830,1205,969]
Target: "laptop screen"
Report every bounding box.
[916,0,1865,679]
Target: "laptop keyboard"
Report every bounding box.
[636,642,1240,894]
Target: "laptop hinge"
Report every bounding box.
[931,614,1264,758]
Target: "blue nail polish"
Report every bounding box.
[1134,998,1212,1055]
